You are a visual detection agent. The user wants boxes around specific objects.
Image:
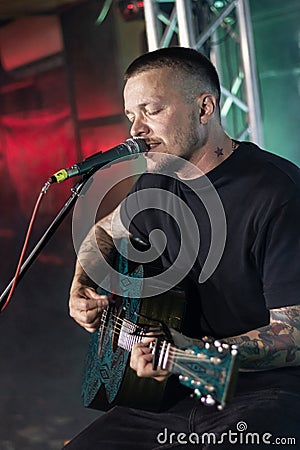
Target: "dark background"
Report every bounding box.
[0,1,299,448]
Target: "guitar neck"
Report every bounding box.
[153,338,239,409]
[99,305,239,410]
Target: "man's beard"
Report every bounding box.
[146,115,206,174]
[145,152,183,173]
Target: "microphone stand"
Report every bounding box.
[0,171,95,310]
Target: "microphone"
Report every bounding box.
[50,138,148,183]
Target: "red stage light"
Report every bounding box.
[118,1,144,21]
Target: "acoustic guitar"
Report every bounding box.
[81,241,239,412]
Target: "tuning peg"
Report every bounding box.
[185,348,195,355]
[179,375,189,382]
[194,388,202,399]
[231,344,239,356]
[204,384,215,392]
[203,395,216,406]
[190,379,202,387]
[210,356,221,364]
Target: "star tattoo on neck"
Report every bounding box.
[214,147,224,157]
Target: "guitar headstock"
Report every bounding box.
[173,337,239,409]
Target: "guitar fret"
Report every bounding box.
[158,341,166,368]
[162,342,171,370]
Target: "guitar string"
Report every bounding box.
[156,346,225,364]
[153,346,224,390]
[99,313,230,392]
[99,313,161,339]
[99,317,226,366]
[100,312,194,342]
[99,322,225,393]
[99,314,229,361]
[99,319,148,338]
[101,311,160,331]
[99,327,221,393]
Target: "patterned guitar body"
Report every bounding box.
[81,241,187,412]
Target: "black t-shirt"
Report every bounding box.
[120,142,300,341]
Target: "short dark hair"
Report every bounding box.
[124,46,221,105]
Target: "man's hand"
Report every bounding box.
[68,207,130,333]
[69,282,108,333]
[130,339,170,382]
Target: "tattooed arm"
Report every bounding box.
[224,305,300,371]
[130,305,300,381]
[69,205,129,332]
[72,206,129,288]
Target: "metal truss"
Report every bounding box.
[143,0,263,146]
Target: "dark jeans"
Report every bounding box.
[63,381,300,449]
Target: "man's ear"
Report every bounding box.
[197,94,216,124]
